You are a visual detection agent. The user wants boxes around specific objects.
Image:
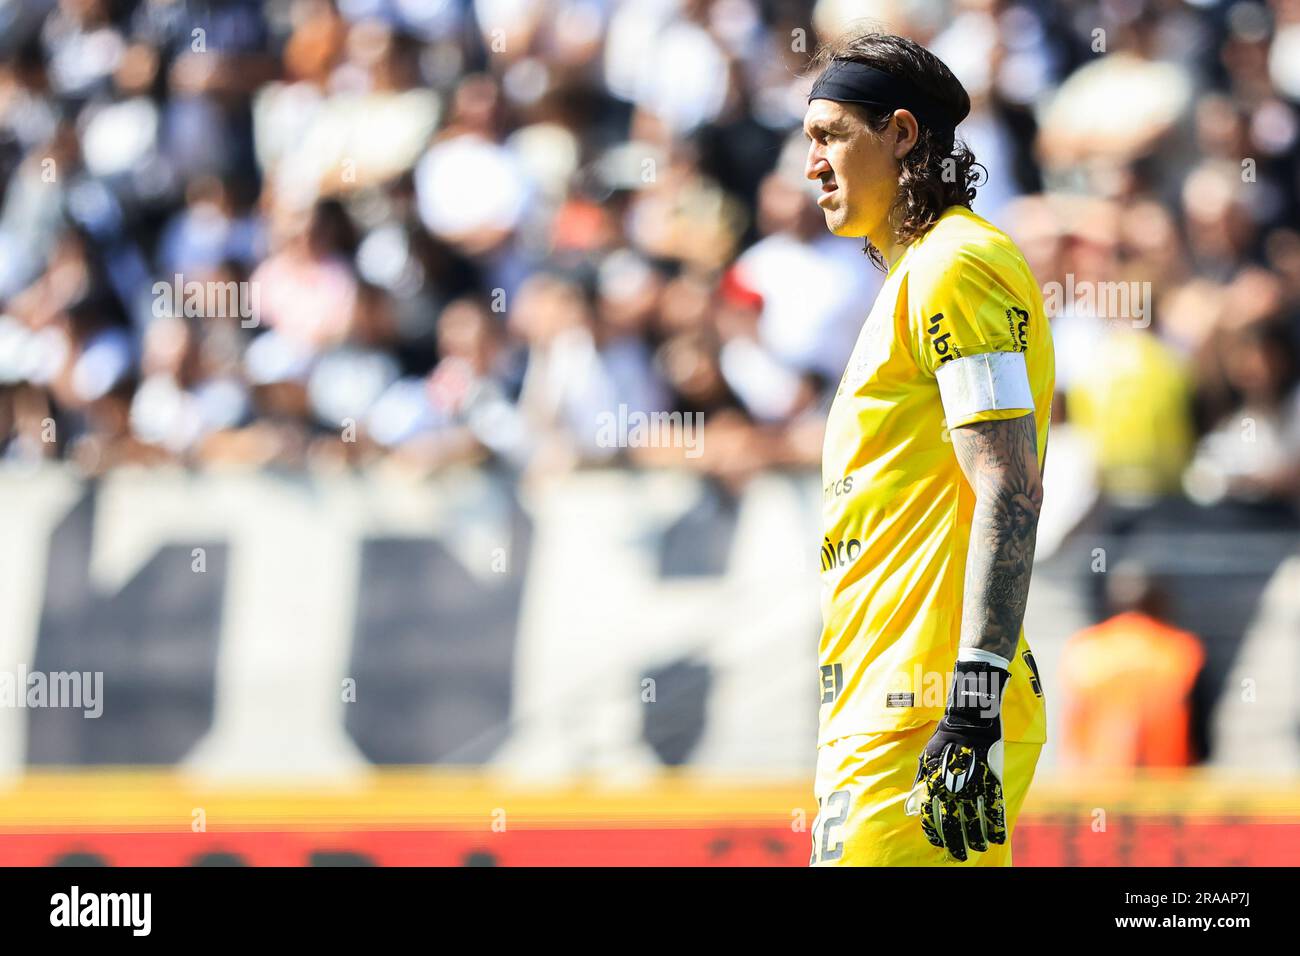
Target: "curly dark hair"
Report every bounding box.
[809,30,985,270]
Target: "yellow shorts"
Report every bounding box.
[810,725,1042,866]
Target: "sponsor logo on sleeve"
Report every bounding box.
[927,313,958,365]
[1006,306,1029,351]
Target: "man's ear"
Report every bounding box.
[893,109,919,159]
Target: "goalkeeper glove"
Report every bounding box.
[904,652,1010,862]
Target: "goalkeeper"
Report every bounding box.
[804,30,1052,866]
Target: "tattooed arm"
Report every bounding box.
[949,414,1043,662]
[904,412,1043,860]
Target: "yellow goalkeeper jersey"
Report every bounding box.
[818,205,1052,747]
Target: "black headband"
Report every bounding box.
[808,60,964,149]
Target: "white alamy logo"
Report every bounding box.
[152,274,259,327]
[50,886,151,936]
[595,404,704,459]
[1042,274,1151,328]
[0,669,102,717]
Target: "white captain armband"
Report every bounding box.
[935,350,1033,425]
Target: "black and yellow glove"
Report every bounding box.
[904,657,1009,862]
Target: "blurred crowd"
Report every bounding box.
[0,0,1298,511]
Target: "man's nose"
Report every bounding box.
[806,146,829,182]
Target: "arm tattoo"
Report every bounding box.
[949,415,1043,663]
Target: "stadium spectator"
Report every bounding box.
[1059,563,1211,769]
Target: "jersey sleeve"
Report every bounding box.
[905,242,1036,429]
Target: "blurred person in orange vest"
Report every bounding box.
[1060,563,1209,769]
